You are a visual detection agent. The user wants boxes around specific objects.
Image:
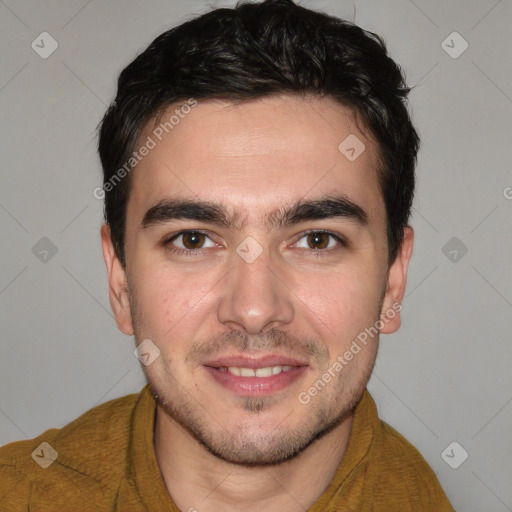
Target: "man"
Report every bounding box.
[0,0,454,510]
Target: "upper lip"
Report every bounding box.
[204,353,309,369]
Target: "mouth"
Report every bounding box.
[218,365,294,377]
[203,354,310,396]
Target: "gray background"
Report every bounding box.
[0,0,511,510]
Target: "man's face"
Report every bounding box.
[102,94,412,466]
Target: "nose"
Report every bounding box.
[216,243,294,335]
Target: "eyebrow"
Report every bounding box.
[140,194,368,232]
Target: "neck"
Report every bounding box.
[154,407,354,512]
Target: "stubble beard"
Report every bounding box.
[146,355,375,467]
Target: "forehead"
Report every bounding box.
[127,94,384,229]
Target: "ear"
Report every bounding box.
[379,226,414,334]
[100,223,134,335]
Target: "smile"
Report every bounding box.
[218,365,294,377]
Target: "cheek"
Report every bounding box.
[131,264,219,340]
[295,265,381,334]
[132,271,183,328]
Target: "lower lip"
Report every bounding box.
[203,366,308,396]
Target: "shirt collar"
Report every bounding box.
[307,389,378,510]
[116,384,180,511]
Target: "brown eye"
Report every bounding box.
[180,232,206,249]
[306,232,330,249]
[163,230,217,257]
[293,231,345,253]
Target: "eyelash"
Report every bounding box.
[162,229,346,258]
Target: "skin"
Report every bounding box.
[101,94,414,511]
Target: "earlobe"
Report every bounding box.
[379,226,414,335]
[100,223,134,336]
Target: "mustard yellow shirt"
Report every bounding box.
[0,385,454,511]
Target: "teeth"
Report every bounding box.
[255,367,272,377]
[226,365,294,377]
